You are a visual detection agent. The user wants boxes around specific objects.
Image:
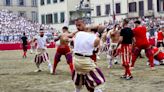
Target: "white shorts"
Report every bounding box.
[109,43,118,50]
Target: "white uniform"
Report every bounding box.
[34,35,52,73]
[36,36,47,49]
[74,32,97,56]
[73,31,105,92]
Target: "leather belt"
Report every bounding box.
[75,53,92,57]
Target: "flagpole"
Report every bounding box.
[112,0,115,25]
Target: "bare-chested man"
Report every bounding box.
[107,24,120,68]
[53,26,74,75]
[97,28,108,59]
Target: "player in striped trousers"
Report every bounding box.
[33,29,53,73]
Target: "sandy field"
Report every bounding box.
[0,49,164,92]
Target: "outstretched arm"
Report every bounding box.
[54,35,61,42]
[67,31,79,38]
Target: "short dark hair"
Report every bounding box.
[134,20,141,24]
[23,32,25,35]
[123,19,129,24]
[75,18,84,21]
[40,28,44,31]
[75,18,85,24]
[62,26,68,30]
[91,28,98,33]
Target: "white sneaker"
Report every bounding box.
[94,88,103,92]
[34,69,41,72]
[97,56,101,60]
[114,60,118,64]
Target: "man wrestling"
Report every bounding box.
[72,18,105,92]
[53,26,74,75]
[131,20,155,70]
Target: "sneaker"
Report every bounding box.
[146,62,150,66]
[126,76,133,80]
[34,69,42,72]
[120,75,126,79]
[114,61,118,64]
[160,63,164,65]
[97,56,101,60]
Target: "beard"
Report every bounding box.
[40,35,44,37]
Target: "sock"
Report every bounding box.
[49,63,53,73]
[75,88,80,92]
[53,61,58,74]
[124,66,127,76]
[30,49,33,53]
[36,64,40,70]
[23,52,25,57]
[69,62,74,74]
[149,56,154,67]
[47,60,53,73]
[24,52,27,57]
[109,59,112,67]
[126,66,131,76]
[107,55,112,67]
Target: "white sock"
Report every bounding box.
[94,88,103,92]
[75,88,80,92]
[47,60,53,73]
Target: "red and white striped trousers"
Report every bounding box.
[121,44,132,66]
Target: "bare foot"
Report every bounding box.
[150,67,155,71]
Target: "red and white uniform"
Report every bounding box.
[120,27,134,77]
